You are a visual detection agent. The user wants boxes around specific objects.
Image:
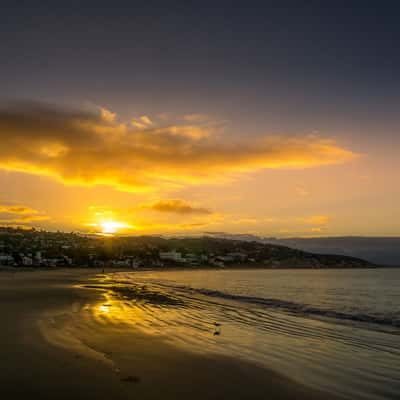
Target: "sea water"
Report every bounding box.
[93,268,400,400]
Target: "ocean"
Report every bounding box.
[92,268,400,400]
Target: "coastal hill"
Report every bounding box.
[204,233,400,266]
[0,227,376,268]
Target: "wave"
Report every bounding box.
[150,283,400,330]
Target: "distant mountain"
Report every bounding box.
[266,237,400,266]
[204,233,400,266]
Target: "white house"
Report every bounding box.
[0,254,14,266]
[159,250,183,262]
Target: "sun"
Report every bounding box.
[100,220,127,234]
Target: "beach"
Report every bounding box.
[0,269,339,400]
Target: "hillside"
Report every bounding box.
[0,228,376,268]
[204,233,400,266]
[126,236,376,269]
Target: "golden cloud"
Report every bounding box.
[311,227,323,232]
[0,101,358,192]
[131,115,153,129]
[83,201,221,234]
[0,205,40,215]
[143,199,212,215]
[0,202,49,225]
[100,107,116,123]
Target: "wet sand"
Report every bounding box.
[0,269,340,400]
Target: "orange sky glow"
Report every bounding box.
[0,102,398,237]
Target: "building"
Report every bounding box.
[22,256,33,266]
[159,250,183,262]
[0,254,14,266]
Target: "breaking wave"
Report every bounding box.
[161,284,400,330]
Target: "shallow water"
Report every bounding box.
[87,268,400,400]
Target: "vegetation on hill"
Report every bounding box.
[0,227,376,268]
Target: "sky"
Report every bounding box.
[0,1,399,236]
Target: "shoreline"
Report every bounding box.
[0,269,341,400]
[1,263,393,275]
